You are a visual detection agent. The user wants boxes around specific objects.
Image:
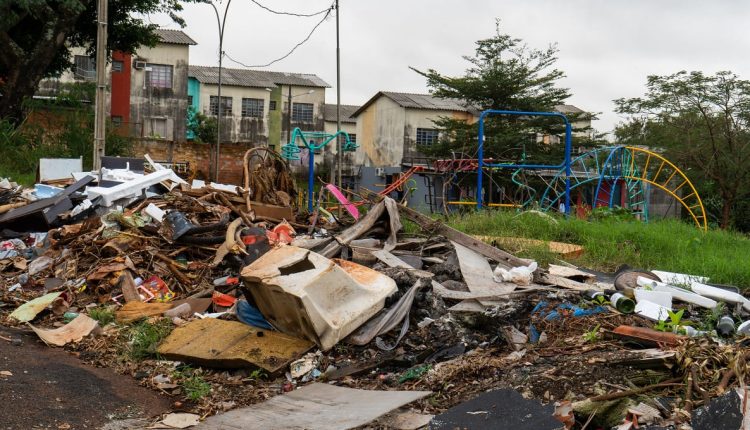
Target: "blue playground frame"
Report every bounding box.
[476,110,572,215]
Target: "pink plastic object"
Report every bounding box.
[325,184,359,220]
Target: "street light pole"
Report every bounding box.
[209,0,232,183]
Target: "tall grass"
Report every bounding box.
[447,209,750,287]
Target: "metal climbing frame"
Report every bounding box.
[280,127,358,212]
[538,146,708,230]
[477,110,572,215]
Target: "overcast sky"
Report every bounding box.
[150,0,750,135]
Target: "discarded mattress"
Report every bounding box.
[241,246,397,351]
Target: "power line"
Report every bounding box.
[248,0,332,17]
[224,5,333,69]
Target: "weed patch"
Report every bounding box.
[126,319,173,361]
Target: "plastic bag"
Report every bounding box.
[493,261,538,285]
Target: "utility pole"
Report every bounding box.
[209,0,232,183]
[286,86,292,145]
[92,0,108,172]
[335,0,342,191]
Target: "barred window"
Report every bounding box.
[416,128,439,146]
[241,98,264,118]
[74,55,96,81]
[146,63,173,88]
[269,100,277,111]
[209,96,232,116]
[292,103,313,122]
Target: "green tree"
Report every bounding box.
[411,21,595,163]
[0,0,196,124]
[614,71,750,229]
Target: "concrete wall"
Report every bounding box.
[355,96,405,167]
[131,139,248,185]
[197,83,271,144]
[129,43,190,143]
[403,109,473,163]
[323,120,356,154]
[278,85,326,148]
[354,97,475,167]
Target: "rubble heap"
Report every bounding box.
[1,155,750,430]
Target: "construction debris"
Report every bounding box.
[1,159,750,429]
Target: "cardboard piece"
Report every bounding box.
[30,314,100,346]
[195,382,430,430]
[157,318,312,372]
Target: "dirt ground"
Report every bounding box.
[0,326,171,430]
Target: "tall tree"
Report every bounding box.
[0,0,195,124]
[411,21,594,163]
[614,71,750,229]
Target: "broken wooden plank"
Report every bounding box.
[156,318,312,373]
[371,249,413,269]
[319,199,387,258]
[397,204,527,268]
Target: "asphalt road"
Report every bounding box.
[0,326,170,429]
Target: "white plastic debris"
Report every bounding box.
[493,261,538,286]
[634,288,673,308]
[651,270,709,286]
[637,276,717,309]
[634,300,671,322]
[144,203,166,223]
[70,199,93,217]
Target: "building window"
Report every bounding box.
[111,116,123,128]
[150,118,168,139]
[416,128,439,146]
[112,60,123,73]
[292,103,313,123]
[146,63,173,89]
[241,98,264,118]
[187,95,193,106]
[209,95,232,116]
[338,133,356,146]
[269,100,277,111]
[73,55,96,81]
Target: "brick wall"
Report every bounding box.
[131,140,249,185]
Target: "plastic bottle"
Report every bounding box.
[717,315,736,337]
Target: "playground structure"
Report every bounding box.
[280,112,707,230]
[281,127,358,211]
[431,109,708,230]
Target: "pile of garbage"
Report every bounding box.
[2,154,750,429]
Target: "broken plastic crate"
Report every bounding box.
[241,246,398,351]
